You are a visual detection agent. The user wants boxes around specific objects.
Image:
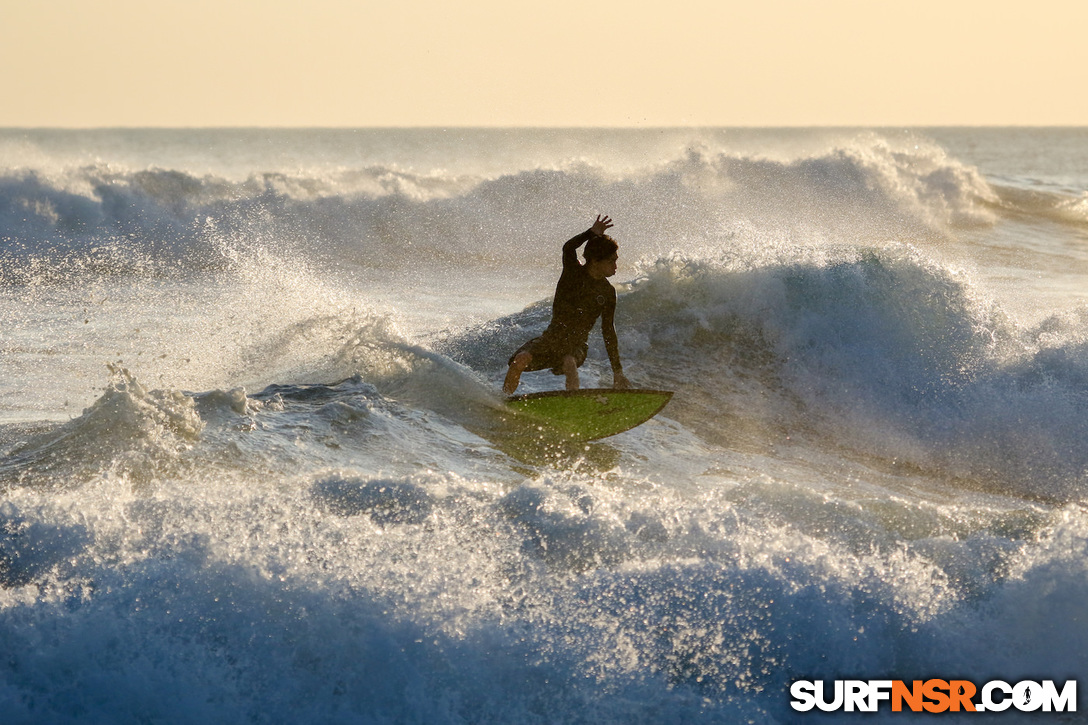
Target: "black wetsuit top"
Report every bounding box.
[539,228,623,374]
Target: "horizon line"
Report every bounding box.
[4,123,1087,132]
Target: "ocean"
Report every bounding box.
[1,127,1086,722]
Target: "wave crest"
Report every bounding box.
[1,135,1004,284]
[0,366,203,488]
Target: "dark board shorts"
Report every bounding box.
[508,334,589,375]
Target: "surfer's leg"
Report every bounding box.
[504,351,532,395]
[562,354,579,391]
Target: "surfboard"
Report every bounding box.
[505,388,673,441]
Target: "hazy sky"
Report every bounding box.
[2,0,1086,127]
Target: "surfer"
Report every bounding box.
[503,215,630,395]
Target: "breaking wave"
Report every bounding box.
[1,135,1009,284]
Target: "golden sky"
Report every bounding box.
[2,0,1086,127]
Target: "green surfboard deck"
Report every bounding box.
[505,388,673,441]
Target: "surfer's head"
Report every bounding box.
[585,234,618,262]
[585,235,619,279]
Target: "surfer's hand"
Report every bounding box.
[612,371,630,389]
[591,215,613,236]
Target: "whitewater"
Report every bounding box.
[1,127,1087,723]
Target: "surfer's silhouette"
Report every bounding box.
[503,215,630,395]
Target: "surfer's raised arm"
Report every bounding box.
[563,215,615,268]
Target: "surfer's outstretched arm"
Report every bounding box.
[601,297,630,389]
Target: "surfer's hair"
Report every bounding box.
[584,234,618,262]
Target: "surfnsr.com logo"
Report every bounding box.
[790,679,1077,714]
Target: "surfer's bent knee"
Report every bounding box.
[504,351,532,395]
[512,351,532,370]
